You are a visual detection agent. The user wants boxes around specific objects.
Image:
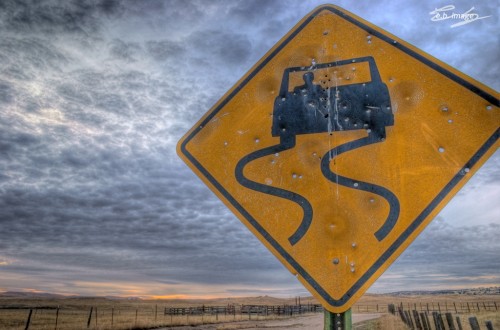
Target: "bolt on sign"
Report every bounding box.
[177,4,499,312]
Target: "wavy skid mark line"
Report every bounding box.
[320,135,400,241]
[235,140,313,246]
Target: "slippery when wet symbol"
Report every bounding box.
[236,57,399,245]
[178,4,499,313]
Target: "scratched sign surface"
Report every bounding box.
[177,5,499,312]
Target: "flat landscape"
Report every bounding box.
[1,289,499,330]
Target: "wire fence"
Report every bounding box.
[1,300,498,330]
[0,303,324,330]
[390,303,499,330]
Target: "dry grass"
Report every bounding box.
[0,294,498,330]
[455,311,499,330]
[353,313,408,330]
[0,296,314,330]
[353,311,499,330]
[0,307,295,330]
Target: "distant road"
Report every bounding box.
[154,313,381,329]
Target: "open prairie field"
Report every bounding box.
[0,295,314,330]
[0,293,498,329]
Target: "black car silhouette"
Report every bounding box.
[272,56,393,141]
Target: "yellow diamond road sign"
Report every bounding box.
[177,5,499,312]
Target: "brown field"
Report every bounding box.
[0,293,498,330]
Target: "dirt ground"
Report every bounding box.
[155,313,381,329]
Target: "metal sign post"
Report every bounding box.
[324,308,352,330]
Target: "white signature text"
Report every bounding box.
[429,5,491,27]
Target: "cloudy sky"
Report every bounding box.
[0,0,498,299]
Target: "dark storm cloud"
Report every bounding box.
[225,0,303,36]
[0,82,14,104]
[0,57,281,285]
[0,0,498,297]
[146,40,185,62]
[227,0,283,23]
[108,39,142,62]
[0,186,284,286]
[187,30,252,67]
[222,0,308,63]
[126,0,203,22]
[349,0,498,89]
[399,220,500,271]
[0,37,69,77]
[0,0,124,35]
[371,217,500,292]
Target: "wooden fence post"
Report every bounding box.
[432,312,443,330]
[398,307,406,325]
[412,310,422,330]
[438,313,446,330]
[86,307,93,329]
[485,320,493,330]
[424,312,431,330]
[468,316,480,330]
[420,312,429,330]
[456,316,463,330]
[431,312,437,330]
[24,309,33,330]
[445,312,455,330]
[111,308,114,328]
[54,307,59,330]
[404,310,414,329]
